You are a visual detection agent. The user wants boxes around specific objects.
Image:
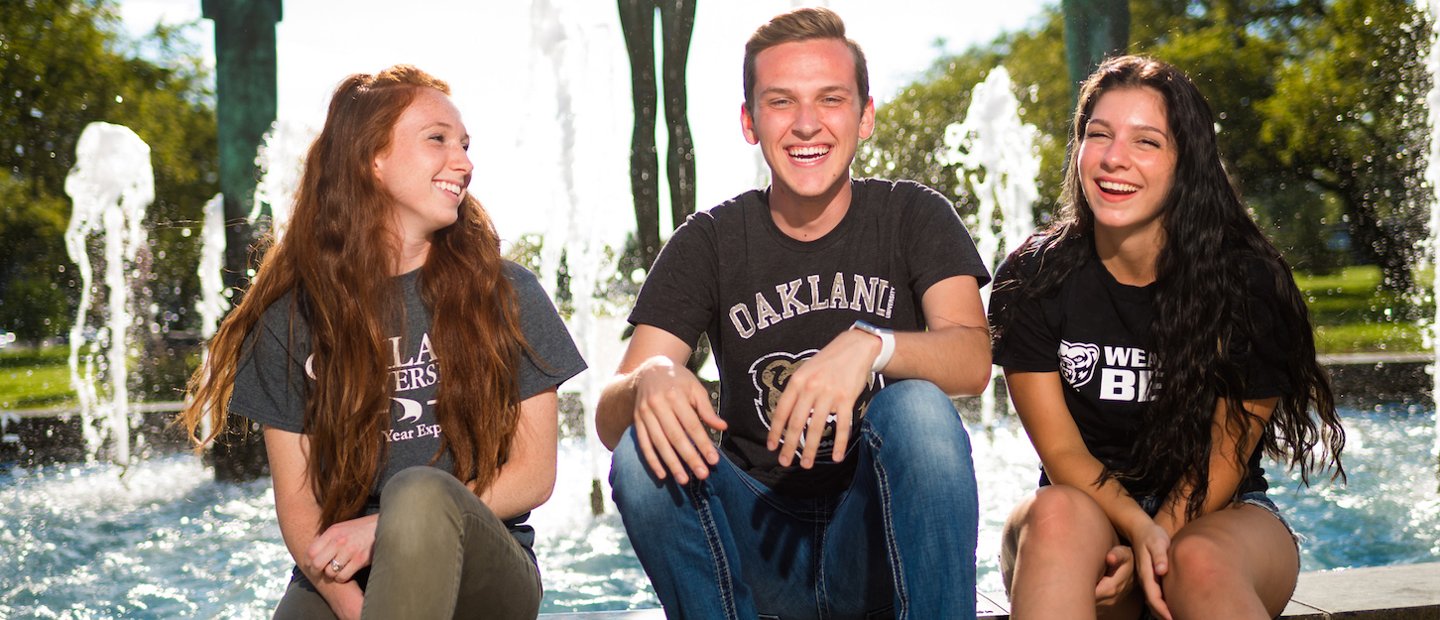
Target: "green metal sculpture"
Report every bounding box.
[201,0,282,482]
[618,0,697,270]
[1063,0,1129,102]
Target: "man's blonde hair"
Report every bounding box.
[742,7,869,114]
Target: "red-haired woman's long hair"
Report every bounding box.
[179,65,528,529]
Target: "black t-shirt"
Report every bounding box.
[630,179,990,497]
[230,261,586,549]
[989,243,1291,497]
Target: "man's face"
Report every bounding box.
[742,38,874,207]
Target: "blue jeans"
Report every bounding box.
[610,380,980,620]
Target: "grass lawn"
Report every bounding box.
[0,346,73,409]
[1295,265,1431,355]
[0,264,1429,410]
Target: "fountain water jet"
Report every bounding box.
[62,122,156,466]
[252,120,311,243]
[530,0,633,514]
[941,66,1041,425]
[1424,0,1440,483]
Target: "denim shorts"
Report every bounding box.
[1135,490,1302,549]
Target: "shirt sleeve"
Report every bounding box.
[898,182,992,297]
[989,250,1060,373]
[507,262,587,399]
[1235,259,1295,399]
[227,301,308,433]
[627,212,720,347]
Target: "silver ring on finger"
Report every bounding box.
[330,559,345,572]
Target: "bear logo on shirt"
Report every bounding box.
[1058,340,1100,389]
[748,349,881,454]
[750,350,823,442]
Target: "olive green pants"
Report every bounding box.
[272,466,542,619]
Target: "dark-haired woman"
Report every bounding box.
[988,55,1344,620]
[179,65,584,619]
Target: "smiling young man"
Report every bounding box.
[596,8,991,619]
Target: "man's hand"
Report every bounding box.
[631,355,727,484]
[766,328,880,468]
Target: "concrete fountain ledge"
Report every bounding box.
[539,562,1440,620]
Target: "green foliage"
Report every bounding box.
[858,0,1430,295]
[1256,0,1430,291]
[0,0,217,343]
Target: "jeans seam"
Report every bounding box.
[866,428,909,620]
[687,481,740,620]
[816,513,829,620]
[447,511,482,617]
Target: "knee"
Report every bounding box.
[1014,486,1109,547]
[863,380,971,459]
[382,466,465,507]
[378,467,476,532]
[608,428,673,516]
[1167,530,1233,595]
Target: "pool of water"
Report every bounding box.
[2,404,1435,618]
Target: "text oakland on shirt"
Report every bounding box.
[728,272,895,339]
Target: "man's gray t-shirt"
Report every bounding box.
[229,261,585,553]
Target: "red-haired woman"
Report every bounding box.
[180,65,584,619]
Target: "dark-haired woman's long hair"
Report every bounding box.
[993,56,1345,519]
[178,65,528,529]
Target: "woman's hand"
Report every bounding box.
[1129,522,1174,620]
[306,513,379,584]
[1094,544,1137,613]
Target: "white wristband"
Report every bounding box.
[850,320,895,373]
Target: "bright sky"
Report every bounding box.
[116,0,1051,245]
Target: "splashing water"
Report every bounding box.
[62,122,155,466]
[191,193,228,441]
[530,0,634,512]
[3,405,1433,617]
[943,67,1041,276]
[196,193,228,342]
[941,66,1041,424]
[252,120,311,242]
[1423,0,1440,483]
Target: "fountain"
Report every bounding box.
[3,2,1439,617]
[61,122,156,467]
[1425,0,1440,480]
[251,120,310,244]
[941,66,1041,425]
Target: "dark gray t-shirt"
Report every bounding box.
[630,179,990,497]
[230,261,585,550]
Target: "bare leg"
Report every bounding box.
[1164,504,1298,620]
[1002,485,1142,620]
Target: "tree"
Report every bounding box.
[858,0,1430,291]
[1253,0,1430,291]
[0,0,217,345]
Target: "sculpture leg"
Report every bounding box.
[658,0,697,229]
[618,0,662,269]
